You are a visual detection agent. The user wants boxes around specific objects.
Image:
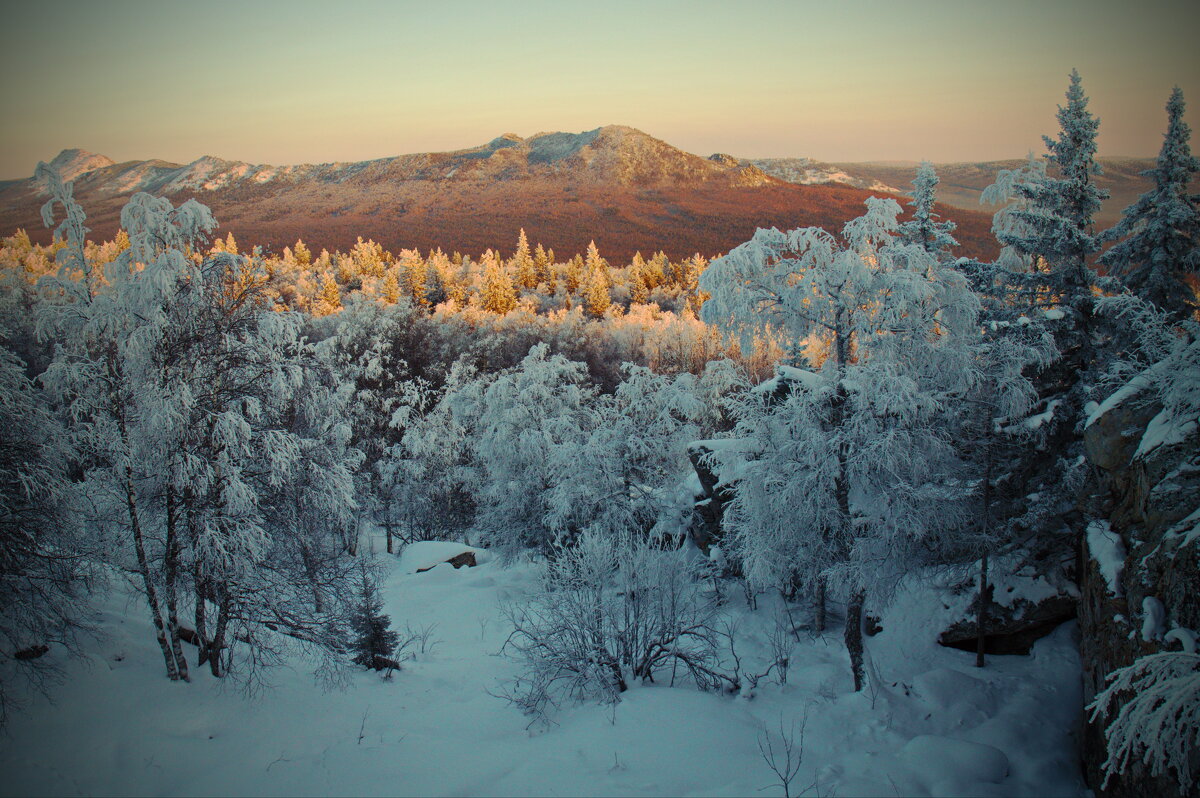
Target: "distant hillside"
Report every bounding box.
[748,156,1159,226]
[1,127,1000,261]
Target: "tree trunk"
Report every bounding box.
[164,485,189,681]
[845,588,866,692]
[976,420,994,668]
[125,468,179,681]
[385,522,394,555]
[813,575,827,633]
[209,587,231,678]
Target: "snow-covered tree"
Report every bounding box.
[701,199,980,690]
[984,152,1051,277]
[998,70,1108,352]
[36,168,362,685]
[1088,651,1200,794]
[479,250,517,314]
[1100,88,1200,320]
[898,161,958,260]
[512,229,537,291]
[349,563,400,673]
[0,320,94,723]
[473,344,597,552]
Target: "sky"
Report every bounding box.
[0,0,1197,179]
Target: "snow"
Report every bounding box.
[1164,627,1198,654]
[750,365,824,396]
[1134,408,1197,458]
[1142,596,1167,642]
[1024,399,1062,431]
[1042,308,1066,321]
[1166,506,1200,549]
[1086,520,1126,596]
[0,535,1087,798]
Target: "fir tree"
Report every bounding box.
[293,238,312,266]
[898,161,958,260]
[582,262,612,318]
[565,254,584,295]
[350,565,400,673]
[313,272,343,316]
[1100,87,1200,320]
[480,250,517,314]
[999,69,1108,325]
[512,229,537,290]
[380,269,402,305]
[533,242,551,287]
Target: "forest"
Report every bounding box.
[1,72,1198,798]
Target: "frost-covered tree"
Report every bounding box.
[544,362,738,543]
[479,250,517,314]
[582,258,612,318]
[702,199,980,690]
[37,168,361,684]
[1088,651,1200,794]
[512,229,537,291]
[897,161,958,260]
[349,564,400,673]
[473,344,597,552]
[998,70,1108,357]
[385,358,487,545]
[979,152,1050,289]
[1100,88,1200,320]
[0,321,94,723]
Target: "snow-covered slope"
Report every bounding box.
[0,537,1087,797]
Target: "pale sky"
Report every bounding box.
[1,0,1197,179]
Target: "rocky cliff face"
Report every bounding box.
[1080,388,1200,797]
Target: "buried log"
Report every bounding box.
[14,644,50,661]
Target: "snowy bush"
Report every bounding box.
[1088,651,1200,793]
[500,531,732,720]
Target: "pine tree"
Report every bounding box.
[480,250,517,314]
[512,229,537,290]
[628,252,649,304]
[350,565,400,672]
[1000,69,1108,328]
[380,269,402,305]
[224,232,238,255]
[533,242,552,287]
[293,238,312,267]
[898,161,958,260]
[313,272,342,316]
[582,260,612,317]
[565,254,584,295]
[1100,87,1200,320]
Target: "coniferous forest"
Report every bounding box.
[1,65,1198,798]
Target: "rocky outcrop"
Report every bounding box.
[1079,391,1200,797]
[938,592,1077,655]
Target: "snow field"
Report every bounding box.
[0,540,1086,797]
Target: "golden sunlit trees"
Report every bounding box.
[480,249,517,314]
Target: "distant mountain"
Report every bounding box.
[747,156,1158,226]
[1,126,1001,261]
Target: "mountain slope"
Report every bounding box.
[748,156,1160,226]
[0,128,999,261]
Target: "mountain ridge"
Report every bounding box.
[3,126,1010,261]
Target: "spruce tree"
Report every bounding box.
[512,229,536,290]
[480,250,517,314]
[1000,70,1108,325]
[898,161,958,260]
[1099,87,1200,320]
[350,566,399,672]
[582,261,612,317]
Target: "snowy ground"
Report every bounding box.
[0,540,1087,797]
